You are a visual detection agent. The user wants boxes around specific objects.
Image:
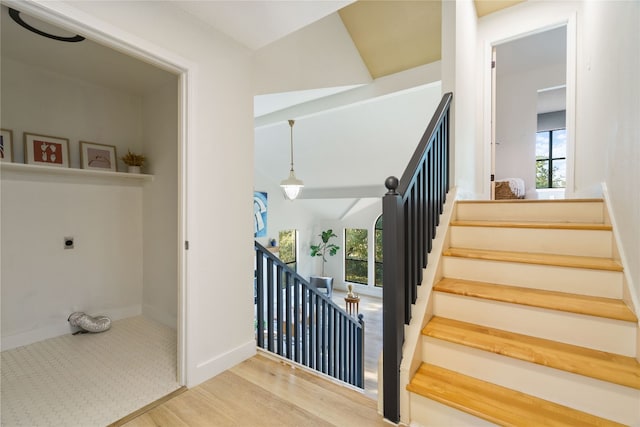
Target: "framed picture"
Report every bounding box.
[1,129,13,162]
[80,141,118,172]
[24,132,70,168]
[253,191,268,237]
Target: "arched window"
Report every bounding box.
[374,215,383,287]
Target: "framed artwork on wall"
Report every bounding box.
[24,132,70,168]
[80,141,118,172]
[254,191,268,238]
[1,129,13,162]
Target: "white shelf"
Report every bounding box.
[1,162,154,182]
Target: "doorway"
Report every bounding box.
[491,25,572,200]
[0,4,187,425]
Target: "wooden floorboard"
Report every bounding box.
[122,353,385,427]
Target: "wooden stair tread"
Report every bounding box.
[456,198,604,205]
[450,220,611,230]
[408,363,626,427]
[434,278,637,322]
[422,317,640,390]
[443,247,623,271]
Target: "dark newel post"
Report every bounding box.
[357,313,365,388]
[383,176,404,423]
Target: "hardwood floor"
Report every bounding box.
[120,353,386,427]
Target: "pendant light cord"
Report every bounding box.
[289,119,295,172]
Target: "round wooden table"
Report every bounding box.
[344,295,360,316]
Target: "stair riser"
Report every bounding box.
[421,337,639,426]
[409,393,497,427]
[432,293,636,356]
[449,227,613,258]
[456,201,604,223]
[442,257,623,298]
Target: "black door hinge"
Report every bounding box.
[491,174,495,181]
[185,241,190,250]
[492,60,496,69]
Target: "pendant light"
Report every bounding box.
[280,119,304,200]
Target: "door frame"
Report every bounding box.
[483,12,577,199]
[15,0,192,385]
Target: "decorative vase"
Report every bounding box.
[347,284,354,298]
[128,165,141,174]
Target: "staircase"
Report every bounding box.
[407,199,640,426]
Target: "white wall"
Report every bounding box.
[459,0,638,308]
[254,169,317,280]
[581,0,639,312]
[0,173,144,350]
[323,199,382,297]
[254,82,443,292]
[0,58,147,350]
[0,57,143,167]
[44,0,256,386]
[142,81,179,329]
[495,63,566,197]
[450,0,479,199]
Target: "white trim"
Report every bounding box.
[1,305,142,351]
[191,340,256,387]
[10,0,193,386]
[601,182,639,323]
[483,14,578,200]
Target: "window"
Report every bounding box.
[374,215,383,287]
[345,228,368,285]
[536,129,566,189]
[278,229,297,271]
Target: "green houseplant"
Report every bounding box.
[310,229,340,277]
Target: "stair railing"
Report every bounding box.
[255,241,364,388]
[382,92,452,423]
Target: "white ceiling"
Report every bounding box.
[0,5,177,95]
[172,1,354,50]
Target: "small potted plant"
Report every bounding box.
[121,150,146,173]
[310,229,340,297]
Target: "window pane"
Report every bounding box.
[345,228,368,284]
[552,129,567,158]
[536,160,549,188]
[375,262,383,287]
[346,260,368,285]
[536,132,549,158]
[551,159,566,188]
[375,229,383,263]
[345,228,368,261]
[278,229,296,266]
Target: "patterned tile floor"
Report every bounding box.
[1,316,179,427]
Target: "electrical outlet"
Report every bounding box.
[64,237,74,249]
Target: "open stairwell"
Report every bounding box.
[407,199,640,426]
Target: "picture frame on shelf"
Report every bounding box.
[24,132,70,168]
[1,129,13,162]
[80,141,118,172]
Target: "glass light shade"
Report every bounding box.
[280,170,304,200]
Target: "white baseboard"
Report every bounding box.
[1,304,142,351]
[187,339,256,388]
